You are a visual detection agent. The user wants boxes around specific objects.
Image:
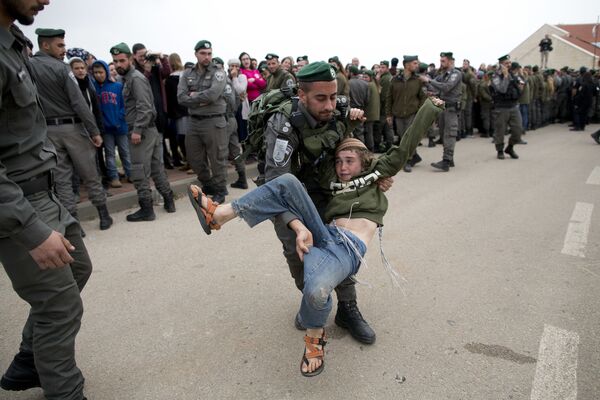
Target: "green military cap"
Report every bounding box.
[561,66,569,72]
[328,56,340,63]
[35,28,65,38]
[110,42,132,56]
[194,40,212,51]
[498,54,510,62]
[296,55,308,62]
[510,61,521,69]
[348,65,360,75]
[379,60,390,66]
[212,57,224,65]
[296,61,336,82]
[403,55,418,64]
[265,53,279,60]
[257,61,268,72]
[419,62,429,70]
[363,69,375,78]
[440,52,454,59]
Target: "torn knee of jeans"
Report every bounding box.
[307,286,330,310]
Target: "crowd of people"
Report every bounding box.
[2,0,600,397]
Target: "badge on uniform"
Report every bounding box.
[286,79,294,88]
[225,85,232,94]
[273,138,293,167]
[215,71,225,81]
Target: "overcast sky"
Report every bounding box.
[18,0,600,68]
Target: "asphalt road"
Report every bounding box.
[1,123,599,400]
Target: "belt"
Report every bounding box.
[190,114,225,121]
[17,171,54,196]
[46,117,82,126]
[445,102,458,109]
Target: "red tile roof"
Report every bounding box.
[556,24,600,55]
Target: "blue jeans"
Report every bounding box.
[103,133,131,180]
[231,174,366,328]
[519,104,529,131]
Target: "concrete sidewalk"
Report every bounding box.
[78,162,259,221]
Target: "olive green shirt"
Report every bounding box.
[336,70,350,97]
[365,81,380,121]
[386,72,427,118]
[29,51,100,136]
[0,25,56,249]
[379,71,392,116]
[266,68,295,92]
[477,81,493,104]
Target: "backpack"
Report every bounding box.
[238,87,297,162]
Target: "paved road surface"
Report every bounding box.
[1,123,599,400]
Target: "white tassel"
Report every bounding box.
[378,227,407,295]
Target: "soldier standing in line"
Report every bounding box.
[362,69,380,151]
[0,1,92,399]
[386,55,427,172]
[477,71,494,137]
[111,42,176,220]
[176,40,229,203]
[265,53,296,92]
[490,56,523,160]
[419,52,462,171]
[461,59,477,138]
[29,28,113,232]
[328,56,350,97]
[375,60,394,152]
[530,65,544,129]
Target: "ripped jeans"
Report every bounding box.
[231,174,367,328]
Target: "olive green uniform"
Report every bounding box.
[477,80,494,135]
[461,69,477,135]
[0,25,92,400]
[376,71,394,149]
[122,66,173,202]
[29,51,106,217]
[363,80,380,150]
[336,70,350,97]
[177,63,228,196]
[266,68,295,92]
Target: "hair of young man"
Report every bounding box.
[337,147,375,170]
[37,36,58,48]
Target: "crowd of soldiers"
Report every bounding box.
[2,0,600,397]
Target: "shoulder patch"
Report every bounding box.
[285,78,294,88]
[272,137,293,166]
[225,84,232,94]
[215,71,225,81]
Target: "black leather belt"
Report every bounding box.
[18,172,54,196]
[191,114,225,121]
[46,117,82,126]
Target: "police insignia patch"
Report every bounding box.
[225,85,232,94]
[215,71,225,81]
[273,138,293,166]
[330,67,336,79]
[286,79,294,88]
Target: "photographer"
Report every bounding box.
[539,34,553,69]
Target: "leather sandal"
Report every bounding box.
[187,185,221,235]
[300,330,327,377]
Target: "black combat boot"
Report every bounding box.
[162,191,176,213]
[126,199,155,222]
[96,205,113,230]
[411,153,422,166]
[335,300,376,344]
[496,144,505,159]
[403,163,412,173]
[591,130,600,144]
[230,170,249,189]
[211,189,226,205]
[431,159,450,171]
[428,138,436,147]
[505,144,519,159]
[0,351,40,391]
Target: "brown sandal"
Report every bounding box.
[300,330,327,377]
[187,185,221,235]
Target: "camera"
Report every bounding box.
[336,95,349,117]
[145,53,158,62]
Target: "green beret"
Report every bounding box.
[265,53,279,60]
[403,55,418,64]
[363,70,375,78]
[194,40,212,51]
[510,62,521,70]
[561,66,569,72]
[35,28,65,38]
[257,61,268,72]
[349,65,360,75]
[440,52,453,59]
[110,42,131,56]
[296,61,337,82]
[212,57,224,65]
[328,56,340,63]
[498,54,510,62]
[296,55,308,62]
[379,60,390,66]
[419,62,429,70]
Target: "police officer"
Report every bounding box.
[265,53,296,92]
[386,55,427,172]
[0,2,92,399]
[264,61,388,345]
[419,52,462,171]
[490,56,523,160]
[177,40,229,203]
[110,42,176,220]
[296,55,309,70]
[29,28,113,231]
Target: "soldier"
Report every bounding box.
[375,60,394,152]
[386,55,427,172]
[530,65,544,129]
[296,55,309,70]
[518,66,531,133]
[477,71,494,137]
[265,53,296,92]
[461,59,477,137]
[419,52,462,171]
[362,69,380,151]
[29,28,113,232]
[110,42,176,220]
[556,66,573,123]
[176,40,229,203]
[0,2,92,399]
[264,62,392,345]
[490,56,523,160]
[328,56,349,97]
[348,65,370,143]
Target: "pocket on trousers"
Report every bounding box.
[129,163,145,181]
[215,117,227,129]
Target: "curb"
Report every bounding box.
[78,163,258,221]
